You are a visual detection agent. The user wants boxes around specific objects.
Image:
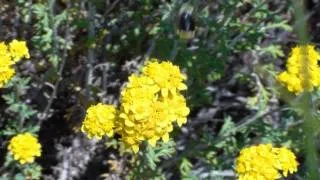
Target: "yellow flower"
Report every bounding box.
[126,74,159,92]
[120,75,158,119]
[8,133,41,164]
[117,60,189,153]
[236,144,298,180]
[277,44,320,94]
[9,40,30,62]
[163,93,190,127]
[117,76,157,153]
[0,42,14,87]
[142,60,187,97]
[0,65,15,88]
[118,100,173,153]
[275,147,299,177]
[81,103,117,139]
[0,40,30,88]
[144,101,173,145]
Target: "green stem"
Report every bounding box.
[300,94,319,179]
[292,0,319,178]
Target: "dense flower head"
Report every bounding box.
[275,147,299,177]
[277,44,320,94]
[142,60,187,97]
[8,133,41,164]
[81,103,117,139]
[116,60,189,153]
[0,66,15,87]
[9,40,30,62]
[163,94,190,127]
[236,144,298,180]
[0,40,29,88]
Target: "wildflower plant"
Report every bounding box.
[236,144,298,180]
[1,0,312,179]
[0,38,42,179]
[81,59,190,153]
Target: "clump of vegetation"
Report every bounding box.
[0,0,320,179]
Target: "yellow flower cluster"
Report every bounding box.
[236,144,298,180]
[81,103,116,139]
[81,60,190,153]
[277,45,320,94]
[0,40,30,88]
[117,61,189,153]
[8,133,42,164]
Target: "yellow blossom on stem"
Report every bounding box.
[0,42,15,88]
[142,60,187,97]
[81,103,117,139]
[0,66,15,88]
[117,76,158,153]
[8,133,42,164]
[163,93,190,127]
[116,59,189,153]
[0,40,30,88]
[277,44,320,94]
[9,40,30,62]
[236,144,298,180]
[275,147,299,177]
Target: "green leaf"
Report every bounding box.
[180,158,192,177]
[218,116,235,136]
[263,20,293,32]
[257,45,284,58]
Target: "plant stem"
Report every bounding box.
[292,0,319,178]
